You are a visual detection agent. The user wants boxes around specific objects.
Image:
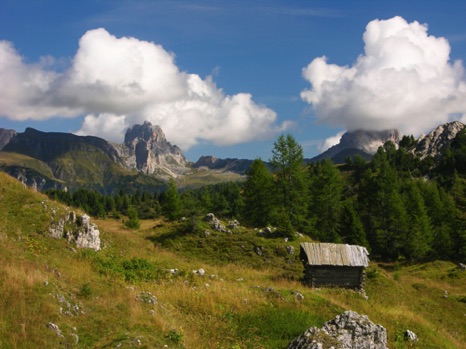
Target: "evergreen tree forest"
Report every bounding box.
[45,132,466,262]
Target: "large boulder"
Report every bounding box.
[287,311,387,349]
[49,211,101,251]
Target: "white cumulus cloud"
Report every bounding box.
[319,131,345,152]
[301,16,466,137]
[0,29,287,149]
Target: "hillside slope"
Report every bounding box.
[0,172,465,348]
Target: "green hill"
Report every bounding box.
[0,172,465,348]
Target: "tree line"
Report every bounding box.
[46,131,466,262]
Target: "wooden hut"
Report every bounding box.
[300,242,369,290]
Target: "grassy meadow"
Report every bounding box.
[0,172,465,348]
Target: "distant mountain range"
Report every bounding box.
[0,120,464,193]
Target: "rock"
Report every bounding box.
[116,121,190,178]
[287,310,387,349]
[204,213,226,232]
[49,211,101,251]
[137,292,157,304]
[405,330,418,342]
[193,268,205,276]
[286,245,295,255]
[413,121,465,160]
[458,263,466,271]
[295,292,304,302]
[72,214,101,250]
[47,322,64,338]
[228,219,240,229]
[254,246,263,256]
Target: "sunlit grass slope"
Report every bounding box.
[0,171,465,348]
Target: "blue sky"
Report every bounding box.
[1,1,466,161]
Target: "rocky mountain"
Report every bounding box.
[0,128,16,150]
[113,121,190,179]
[0,126,166,193]
[412,121,465,160]
[192,156,254,174]
[309,129,401,163]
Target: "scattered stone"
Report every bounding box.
[47,322,64,338]
[287,310,387,349]
[228,219,240,229]
[254,246,263,256]
[137,292,157,304]
[266,227,273,234]
[443,290,449,298]
[193,268,205,276]
[204,230,211,237]
[286,245,295,255]
[458,263,466,271]
[204,213,226,232]
[44,280,49,286]
[295,292,304,302]
[168,268,179,275]
[405,329,418,342]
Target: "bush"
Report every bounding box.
[78,283,92,299]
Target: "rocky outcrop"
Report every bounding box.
[204,213,227,232]
[114,121,190,178]
[287,311,387,349]
[413,121,465,160]
[311,129,400,163]
[0,128,16,150]
[49,211,101,251]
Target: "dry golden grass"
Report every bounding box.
[0,171,465,348]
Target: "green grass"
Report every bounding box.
[0,171,465,348]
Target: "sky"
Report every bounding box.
[1,0,466,161]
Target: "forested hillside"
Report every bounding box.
[44,131,466,263]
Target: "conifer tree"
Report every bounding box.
[270,134,308,236]
[161,178,182,221]
[308,159,344,242]
[242,159,274,227]
[402,181,433,260]
[339,198,368,248]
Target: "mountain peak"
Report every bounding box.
[413,121,465,160]
[310,129,401,163]
[117,121,190,178]
[124,121,165,144]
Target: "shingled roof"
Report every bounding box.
[300,243,369,267]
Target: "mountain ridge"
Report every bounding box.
[1,120,465,192]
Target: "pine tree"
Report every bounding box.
[161,178,182,221]
[339,198,368,248]
[270,134,308,236]
[402,181,433,260]
[308,159,344,242]
[242,159,275,227]
[125,206,140,229]
[359,155,408,260]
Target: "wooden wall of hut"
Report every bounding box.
[304,266,365,289]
